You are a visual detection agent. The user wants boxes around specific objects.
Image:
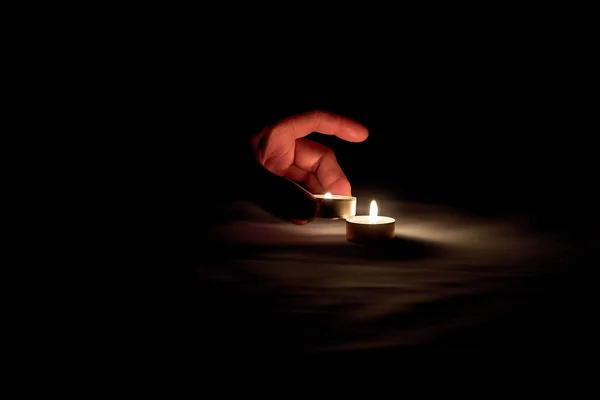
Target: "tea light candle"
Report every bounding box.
[313,192,357,219]
[346,200,395,243]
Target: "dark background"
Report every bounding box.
[189,52,595,228]
[130,15,595,230]
[115,24,597,361]
[108,0,597,229]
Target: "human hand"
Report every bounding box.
[250,110,368,224]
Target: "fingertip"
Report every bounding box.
[344,124,369,142]
[355,120,369,138]
[357,126,369,142]
[326,178,352,197]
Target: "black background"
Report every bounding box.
[188,49,595,227]
[111,0,597,228]
[110,20,598,361]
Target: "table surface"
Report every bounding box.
[180,189,596,357]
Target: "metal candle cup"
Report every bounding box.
[314,193,357,219]
[346,200,395,243]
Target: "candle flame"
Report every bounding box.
[369,200,378,222]
[324,192,333,199]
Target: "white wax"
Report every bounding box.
[346,216,395,224]
[313,194,356,200]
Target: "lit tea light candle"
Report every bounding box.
[313,192,357,219]
[346,200,395,243]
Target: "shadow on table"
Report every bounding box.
[207,234,444,264]
[352,235,442,261]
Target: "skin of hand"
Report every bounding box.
[250,110,369,224]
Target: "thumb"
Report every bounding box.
[250,163,319,224]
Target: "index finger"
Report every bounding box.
[272,110,369,143]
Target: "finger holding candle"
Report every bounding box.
[248,110,367,225]
[293,138,352,196]
[278,139,350,195]
[252,110,368,190]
